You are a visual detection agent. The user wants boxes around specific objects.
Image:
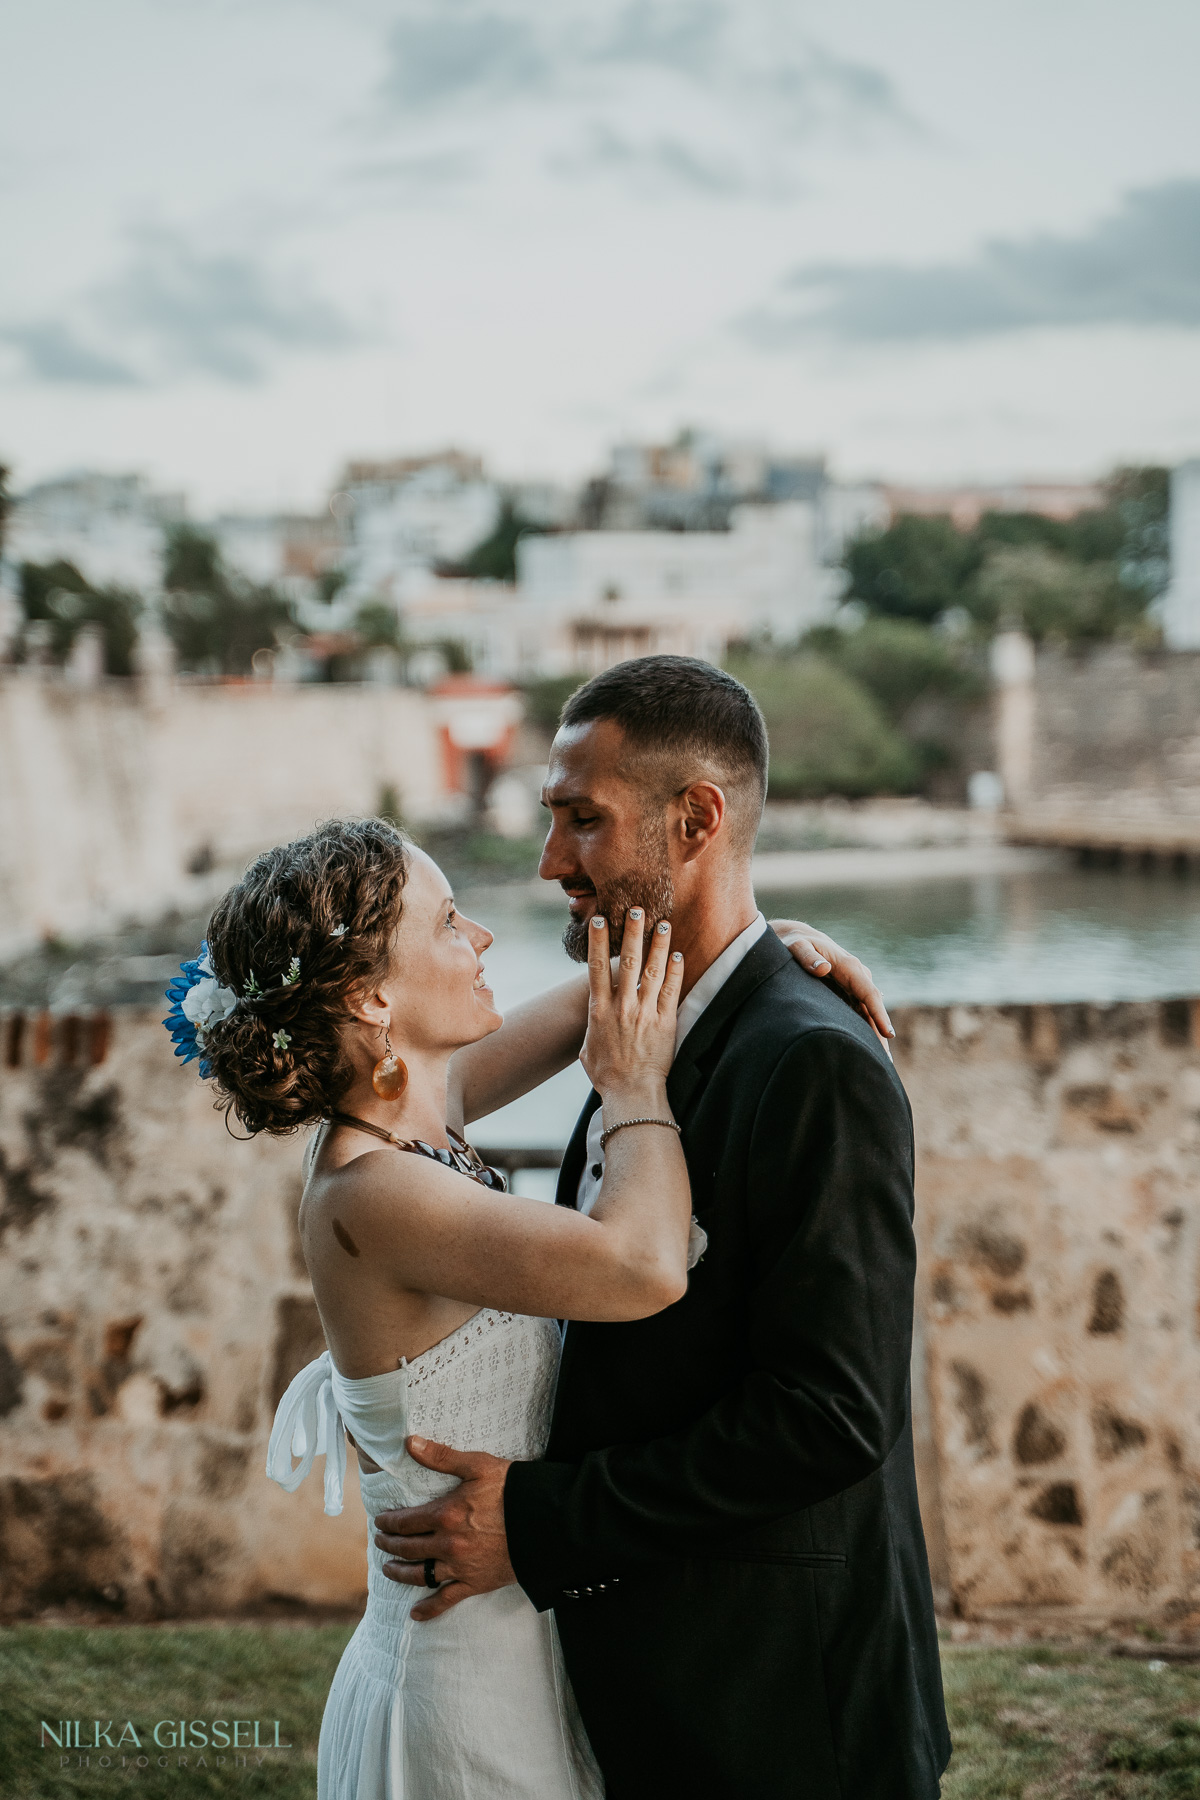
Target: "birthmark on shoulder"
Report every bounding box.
[332,1217,360,1258]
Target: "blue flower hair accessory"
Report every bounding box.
[163,945,303,1076]
[163,944,239,1078]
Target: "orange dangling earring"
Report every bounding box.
[372,1027,408,1101]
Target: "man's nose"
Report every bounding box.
[538,818,574,882]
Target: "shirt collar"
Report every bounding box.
[674,912,768,1051]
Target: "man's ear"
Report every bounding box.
[677,781,726,861]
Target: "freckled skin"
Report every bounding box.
[332,1218,360,1258]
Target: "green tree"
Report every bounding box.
[844,515,981,623]
[160,524,293,675]
[521,672,587,732]
[354,601,402,648]
[970,544,1151,643]
[974,510,1073,557]
[162,523,223,593]
[435,636,473,673]
[726,651,918,799]
[19,558,142,676]
[317,567,349,606]
[806,618,984,723]
[442,502,547,583]
[841,465,1169,644]
[0,464,11,560]
[1102,464,1170,601]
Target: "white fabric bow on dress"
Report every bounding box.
[266,1350,347,1516]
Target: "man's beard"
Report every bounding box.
[562,817,675,963]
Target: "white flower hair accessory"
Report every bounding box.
[163,943,303,1077]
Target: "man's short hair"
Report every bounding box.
[559,656,768,849]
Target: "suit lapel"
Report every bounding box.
[555,1088,602,1209]
[667,929,792,1124]
[556,932,792,1204]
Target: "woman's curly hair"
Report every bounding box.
[202,818,410,1136]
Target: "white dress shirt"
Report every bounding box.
[575,911,768,1217]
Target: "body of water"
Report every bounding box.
[465,863,1200,1160]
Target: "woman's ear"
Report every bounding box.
[346,983,390,1029]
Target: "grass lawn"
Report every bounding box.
[2,1627,1199,1796]
[0,1624,355,1798]
[940,1643,1200,1798]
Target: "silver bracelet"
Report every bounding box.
[599,1116,681,1151]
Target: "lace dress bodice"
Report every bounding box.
[271,1129,601,1797]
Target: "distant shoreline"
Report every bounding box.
[506,841,1066,905]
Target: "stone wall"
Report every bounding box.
[1001,642,1200,835]
[895,995,1200,1626]
[0,1008,366,1619]
[0,674,451,961]
[3,997,1200,1625]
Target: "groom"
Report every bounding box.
[377,656,951,1798]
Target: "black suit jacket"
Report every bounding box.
[504,930,950,1799]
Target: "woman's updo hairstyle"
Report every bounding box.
[202,817,409,1136]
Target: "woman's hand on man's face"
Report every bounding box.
[768,920,894,1045]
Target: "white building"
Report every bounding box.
[210,511,343,609]
[335,452,501,605]
[816,481,890,564]
[1162,459,1200,649]
[6,472,185,592]
[401,503,841,681]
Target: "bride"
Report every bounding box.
[164,816,887,1799]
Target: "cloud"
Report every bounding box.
[761,41,912,140]
[346,149,480,194]
[589,1,726,79]
[1,230,364,390]
[376,2,914,170]
[744,179,1200,346]
[0,322,140,386]
[93,229,362,381]
[370,4,914,211]
[548,123,753,197]
[381,9,549,111]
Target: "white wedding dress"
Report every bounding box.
[268,1305,603,1800]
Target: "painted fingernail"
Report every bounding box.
[657,921,669,934]
[629,908,642,919]
[671,951,683,962]
[592,916,605,928]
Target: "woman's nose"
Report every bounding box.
[465,918,493,952]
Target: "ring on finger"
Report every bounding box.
[423,1557,439,1590]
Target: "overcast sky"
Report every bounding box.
[3,0,1200,511]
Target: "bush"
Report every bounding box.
[726,652,919,799]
